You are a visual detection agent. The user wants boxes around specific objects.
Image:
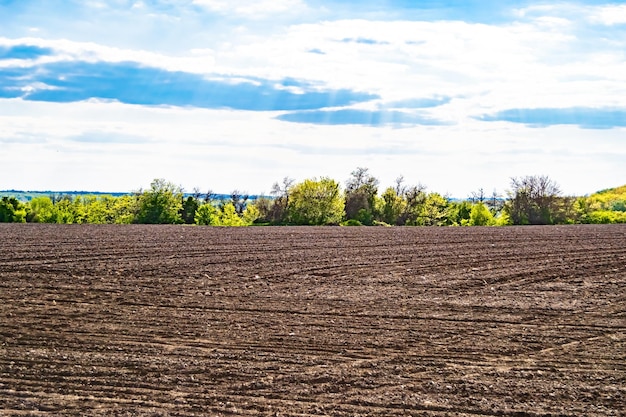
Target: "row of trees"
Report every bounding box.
[1,171,625,226]
[255,173,505,227]
[0,179,260,226]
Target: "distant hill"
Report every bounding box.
[0,190,263,202]
[0,190,128,202]
[586,184,626,212]
[593,184,626,196]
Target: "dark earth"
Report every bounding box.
[1,224,625,416]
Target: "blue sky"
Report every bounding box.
[1,1,625,196]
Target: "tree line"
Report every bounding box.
[1,170,625,225]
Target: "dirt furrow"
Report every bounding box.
[1,224,625,416]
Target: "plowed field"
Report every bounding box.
[1,224,625,416]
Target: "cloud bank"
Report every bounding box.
[0,59,377,111]
[479,108,626,129]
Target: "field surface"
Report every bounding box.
[1,224,625,416]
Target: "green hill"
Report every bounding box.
[588,184,626,212]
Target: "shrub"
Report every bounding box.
[341,219,363,226]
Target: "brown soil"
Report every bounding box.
[0,224,624,416]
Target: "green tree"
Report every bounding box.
[180,196,199,224]
[494,211,512,226]
[218,202,246,226]
[0,196,27,223]
[378,186,405,225]
[27,196,56,223]
[242,203,261,225]
[413,193,450,226]
[82,195,112,224]
[344,167,379,225]
[448,200,472,226]
[195,200,259,227]
[53,196,86,224]
[469,203,495,226]
[587,210,626,224]
[135,179,183,224]
[288,177,344,225]
[195,202,220,225]
[111,195,139,224]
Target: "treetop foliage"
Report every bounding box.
[288,177,344,225]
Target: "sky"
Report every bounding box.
[1,0,625,197]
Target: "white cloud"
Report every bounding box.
[1,98,624,196]
[513,4,565,18]
[589,5,626,26]
[516,3,626,27]
[0,37,216,73]
[192,0,306,18]
[4,6,626,116]
[206,16,625,112]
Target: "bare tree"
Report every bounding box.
[470,188,486,204]
[230,190,249,215]
[192,187,202,201]
[394,175,406,196]
[506,175,565,225]
[271,177,294,199]
[398,183,427,225]
[486,189,504,213]
[203,189,215,204]
[345,167,378,192]
[269,177,295,224]
[344,167,379,224]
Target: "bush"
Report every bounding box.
[341,219,363,226]
[372,220,392,227]
[587,210,626,224]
